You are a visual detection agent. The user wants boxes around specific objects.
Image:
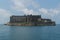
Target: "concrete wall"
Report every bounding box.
[10,15,41,23]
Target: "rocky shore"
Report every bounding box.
[5,22,56,26]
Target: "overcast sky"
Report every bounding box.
[0,0,60,24]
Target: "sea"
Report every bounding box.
[0,24,60,40]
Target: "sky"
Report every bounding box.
[0,0,60,24]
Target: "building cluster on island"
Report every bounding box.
[6,15,56,26]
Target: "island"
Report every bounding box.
[5,15,56,26]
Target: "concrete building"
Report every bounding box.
[10,15,41,23]
[8,15,55,26]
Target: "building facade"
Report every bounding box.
[8,15,55,26]
[10,15,41,23]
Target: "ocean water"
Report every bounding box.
[0,24,60,40]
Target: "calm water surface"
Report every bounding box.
[0,24,60,40]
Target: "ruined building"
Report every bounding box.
[7,15,56,26]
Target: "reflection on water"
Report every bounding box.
[0,25,60,40]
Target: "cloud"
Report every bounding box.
[11,0,25,11]
[39,8,60,18]
[22,9,33,15]
[11,0,40,15]
[39,8,48,14]
[32,2,40,9]
[22,8,39,15]
[11,0,60,16]
[0,9,11,24]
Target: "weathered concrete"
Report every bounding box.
[5,15,56,26]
